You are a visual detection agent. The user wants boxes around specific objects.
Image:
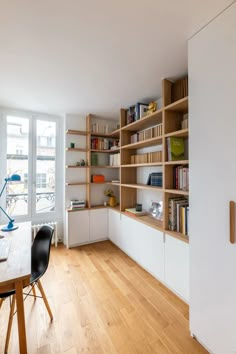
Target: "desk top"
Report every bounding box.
[0,222,31,290]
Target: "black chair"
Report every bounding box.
[0,225,54,353]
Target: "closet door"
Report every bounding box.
[189,4,236,354]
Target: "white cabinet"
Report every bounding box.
[189,4,236,353]
[66,210,89,247]
[164,234,189,301]
[120,214,165,282]
[108,209,121,246]
[90,209,108,241]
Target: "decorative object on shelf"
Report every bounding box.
[80,159,86,166]
[70,199,86,210]
[125,208,147,217]
[92,175,105,183]
[104,189,117,207]
[135,203,142,212]
[70,142,75,148]
[147,101,157,115]
[149,201,163,220]
[0,174,21,231]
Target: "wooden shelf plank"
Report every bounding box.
[66,148,88,152]
[121,108,162,132]
[90,204,120,210]
[66,165,89,168]
[67,207,89,212]
[121,183,163,191]
[165,189,189,196]
[164,229,189,243]
[122,162,163,168]
[164,160,189,165]
[65,182,88,186]
[66,129,88,136]
[122,212,163,232]
[91,165,120,168]
[90,129,120,138]
[165,129,188,138]
[91,182,120,186]
[121,136,162,150]
[164,97,188,113]
[90,148,120,153]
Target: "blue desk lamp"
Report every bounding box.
[0,174,21,231]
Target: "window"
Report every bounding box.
[0,110,62,223]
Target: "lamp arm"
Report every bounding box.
[0,206,14,223]
[0,179,8,198]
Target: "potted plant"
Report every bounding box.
[104,189,117,207]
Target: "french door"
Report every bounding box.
[0,109,61,223]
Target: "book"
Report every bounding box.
[125,208,147,217]
[167,137,185,161]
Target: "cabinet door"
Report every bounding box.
[121,214,165,281]
[67,210,89,247]
[189,4,236,353]
[108,209,121,246]
[164,234,189,301]
[90,209,108,241]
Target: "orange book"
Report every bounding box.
[92,175,105,183]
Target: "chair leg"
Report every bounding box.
[37,280,53,321]
[5,295,16,354]
[32,284,37,300]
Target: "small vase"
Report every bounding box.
[108,196,117,207]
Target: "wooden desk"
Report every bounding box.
[0,221,31,354]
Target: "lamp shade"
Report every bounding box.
[6,174,21,182]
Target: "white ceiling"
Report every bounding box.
[0,0,233,118]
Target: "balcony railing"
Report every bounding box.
[6,192,55,210]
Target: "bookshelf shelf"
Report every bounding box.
[66,165,89,168]
[164,160,189,165]
[121,183,163,191]
[164,96,188,113]
[66,148,88,152]
[165,189,189,196]
[66,182,88,186]
[165,129,188,139]
[90,165,120,168]
[90,148,120,153]
[121,136,162,150]
[66,129,88,136]
[121,212,163,232]
[122,162,163,168]
[91,129,120,138]
[121,108,162,131]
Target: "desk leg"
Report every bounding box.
[15,280,27,354]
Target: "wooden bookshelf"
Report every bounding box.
[66,129,87,136]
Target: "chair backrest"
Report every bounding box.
[31,225,54,280]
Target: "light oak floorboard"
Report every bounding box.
[0,241,208,353]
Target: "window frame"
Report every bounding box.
[0,107,63,224]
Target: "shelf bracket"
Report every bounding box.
[229,201,235,244]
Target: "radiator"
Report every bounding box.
[32,222,58,247]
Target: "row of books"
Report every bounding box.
[130,123,163,144]
[126,103,149,124]
[173,165,189,191]
[167,137,185,161]
[91,138,120,150]
[130,151,162,164]
[109,153,120,166]
[171,76,188,103]
[147,172,163,187]
[168,197,189,235]
[70,200,86,210]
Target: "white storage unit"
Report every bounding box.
[66,210,90,247]
[189,3,236,353]
[90,208,108,242]
[108,209,121,246]
[164,234,189,301]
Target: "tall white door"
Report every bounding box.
[189,3,236,354]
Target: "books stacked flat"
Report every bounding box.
[147,172,163,187]
[125,208,147,217]
[168,197,189,235]
[70,200,86,210]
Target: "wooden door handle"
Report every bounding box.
[229,201,235,244]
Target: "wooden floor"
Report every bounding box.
[0,241,208,354]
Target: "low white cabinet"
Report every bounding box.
[66,208,108,247]
[66,210,90,247]
[108,209,121,246]
[90,208,108,242]
[164,234,189,301]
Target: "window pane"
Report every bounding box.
[6,116,29,216]
[36,120,56,213]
